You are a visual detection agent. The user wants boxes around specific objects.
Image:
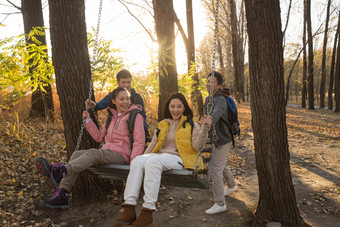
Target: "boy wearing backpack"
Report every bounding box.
[85,69,149,138]
[204,71,238,215]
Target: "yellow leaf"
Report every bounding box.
[33,152,37,157]
[12,178,16,183]
[18,191,23,196]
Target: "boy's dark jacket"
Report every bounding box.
[204,88,233,147]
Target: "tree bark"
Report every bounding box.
[302,1,307,108]
[48,0,109,200]
[244,0,308,225]
[21,0,54,119]
[319,0,331,108]
[306,0,315,110]
[152,0,178,120]
[328,12,340,111]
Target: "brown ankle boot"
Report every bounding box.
[132,207,153,227]
[114,204,136,226]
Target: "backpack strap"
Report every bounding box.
[104,109,113,137]
[127,109,140,151]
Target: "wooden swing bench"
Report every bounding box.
[88,147,214,189]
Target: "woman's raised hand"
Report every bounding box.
[203,115,212,130]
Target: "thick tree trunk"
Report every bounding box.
[328,13,340,111]
[319,0,331,108]
[306,0,315,110]
[48,0,109,200]
[302,1,307,108]
[153,0,178,120]
[186,0,203,115]
[21,0,54,119]
[245,0,308,226]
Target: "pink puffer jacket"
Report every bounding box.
[85,104,145,164]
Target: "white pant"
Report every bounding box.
[124,153,183,210]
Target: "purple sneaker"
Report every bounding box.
[36,156,66,188]
[42,187,69,210]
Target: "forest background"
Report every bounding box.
[0,0,340,226]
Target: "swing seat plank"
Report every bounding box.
[88,147,213,189]
[89,164,210,189]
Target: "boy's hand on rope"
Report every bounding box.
[85,99,96,110]
[203,115,212,130]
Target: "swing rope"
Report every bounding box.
[194,0,220,176]
[75,0,104,152]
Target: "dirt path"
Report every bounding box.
[1,104,339,226]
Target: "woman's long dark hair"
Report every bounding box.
[163,92,193,119]
[108,87,130,109]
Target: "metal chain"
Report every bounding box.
[75,0,104,152]
[194,0,220,173]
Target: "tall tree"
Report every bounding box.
[174,0,203,114]
[152,0,178,120]
[328,12,340,111]
[306,0,315,110]
[48,0,107,199]
[302,0,308,108]
[186,0,203,115]
[229,0,241,103]
[335,11,340,112]
[245,0,307,225]
[320,0,332,108]
[21,0,54,119]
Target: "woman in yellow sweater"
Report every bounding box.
[114,92,211,227]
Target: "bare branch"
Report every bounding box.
[173,10,189,51]
[118,0,153,18]
[282,0,292,38]
[5,0,21,10]
[117,0,156,42]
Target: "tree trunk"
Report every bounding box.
[21,0,54,119]
[244,0,308,225]
[153,0,178,120]
[306,0,314,110]
[48,0,109,200]
[186,0,203,115]
[328,12,340,111]
[302,1,307,108]
[238,0,246,102]
[229,0,241,103]
[335,16,340,112]
[319,0,331,108]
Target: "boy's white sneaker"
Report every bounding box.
[224,185,238,196]
[205,203,227,215]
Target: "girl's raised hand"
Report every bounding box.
[83,111,90,120]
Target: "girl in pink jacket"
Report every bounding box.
[36,87,145,210]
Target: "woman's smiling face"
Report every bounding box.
[112,90,130,113]
[169,98,185,120]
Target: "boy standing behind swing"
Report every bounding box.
[204,71,238,215]
[85,69,146,121]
